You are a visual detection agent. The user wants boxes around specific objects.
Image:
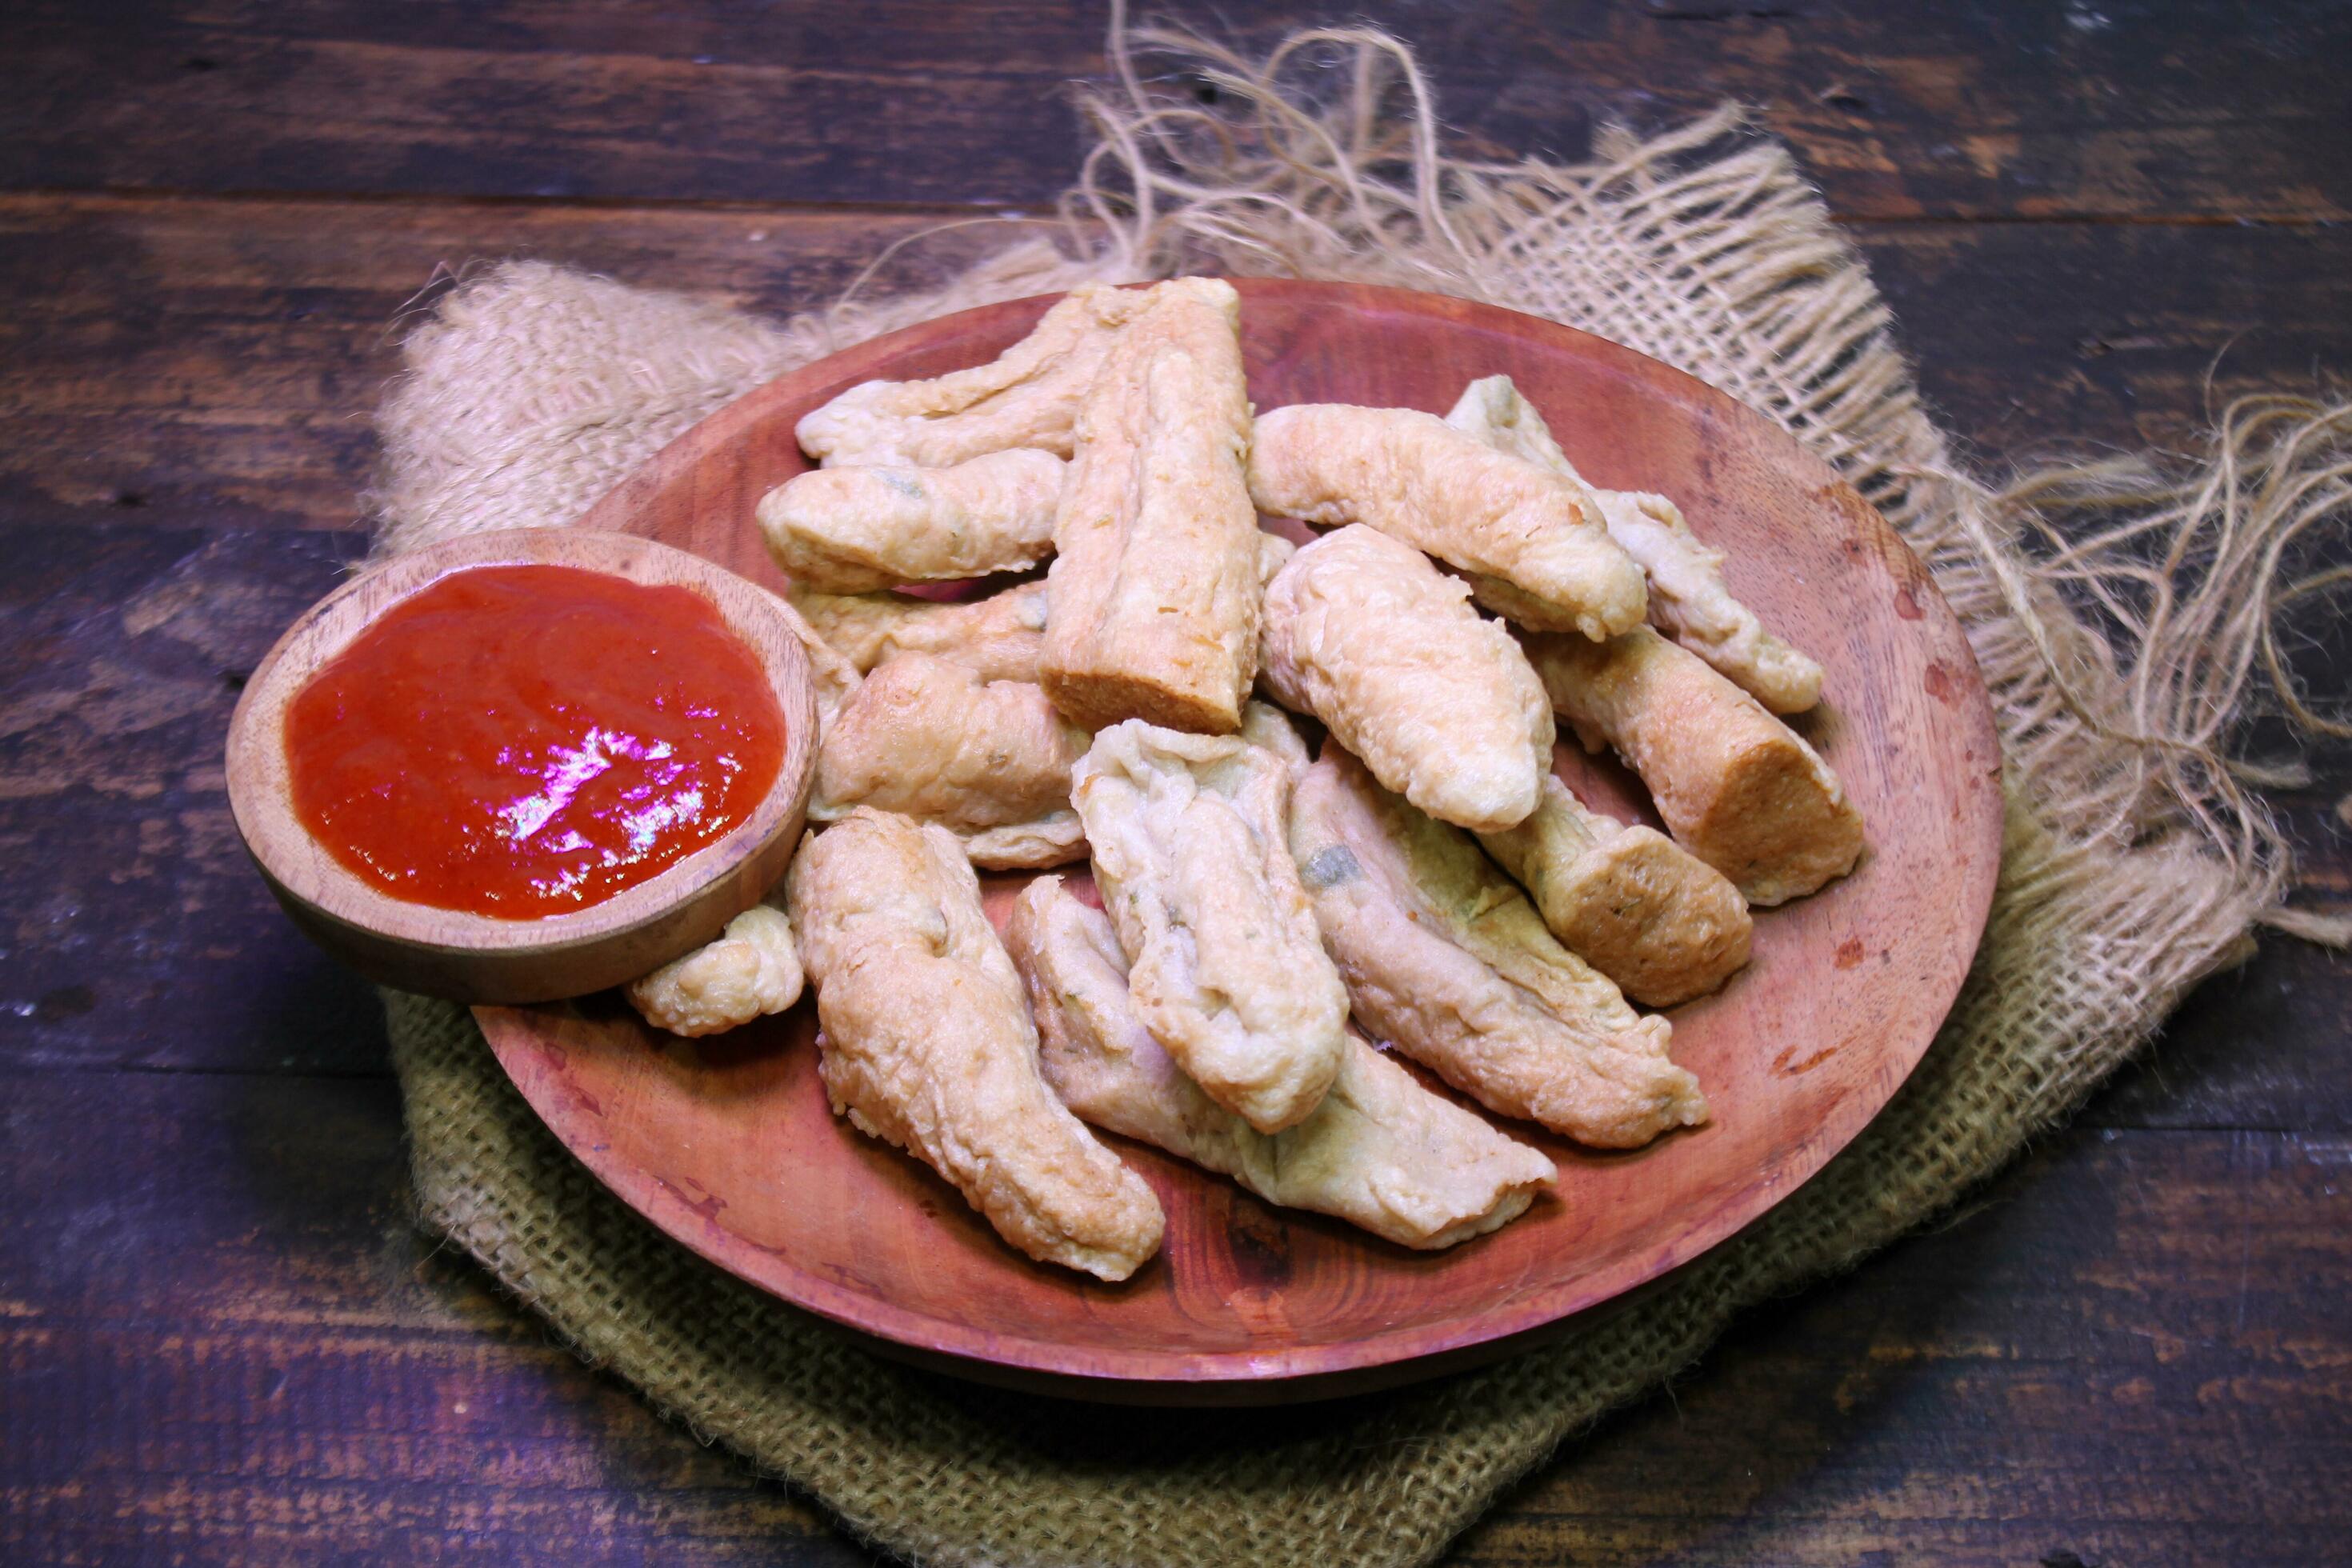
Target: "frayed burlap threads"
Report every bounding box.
[370,20,2347,1568]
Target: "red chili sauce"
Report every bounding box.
[284,563,785,919]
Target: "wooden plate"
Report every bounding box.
[478,279,2002,1402]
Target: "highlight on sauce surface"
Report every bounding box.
[283,562,786,919]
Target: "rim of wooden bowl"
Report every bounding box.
[226,528,818,1004]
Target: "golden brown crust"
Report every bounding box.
[810,652,1087,870]
[786,811,1164,1281]
[1521,626,1863,905]
[1041,278,1262,734]
[1259,524,1554,833]
[757,448,1062,594]
[1289,745,1708,1149]
[1246,402,1647,642]
[1006,876,1553,1250]
[1478,775,1753,1007]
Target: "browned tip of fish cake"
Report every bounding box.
[1476,775,1754,1006]
[1525,626,1863,906]
[1670,726,1866,907]
[1042,664,1243,735]
[1542,826,1754,1007]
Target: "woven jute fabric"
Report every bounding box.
[371,24,2346,1568]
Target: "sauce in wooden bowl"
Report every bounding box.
[283,563,787,919]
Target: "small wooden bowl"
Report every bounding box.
[226,528,818,1004]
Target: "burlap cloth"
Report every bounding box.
[368,22,2350,1568]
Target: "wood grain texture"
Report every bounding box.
[2,0,2347,1557]
[8,2,2346,221]
[0,522,394,1077]
[0,1068,871,1566]
[0,193,949,530]
[6,195,2349,538]
[477,279,2002,1396]
[1449,1126,2352,1567]
[1,1066,2342,1565]
[226,529,818,1002]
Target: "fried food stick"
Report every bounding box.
[1477,775,1752,1008]
[757,448,1063,594]
[1070,708,1349,1134]
[1042,278,1262,734]
[790,580,1050,684]
[787,532,1293,688]
[1007,875,1554,1250]
[1446,375,1823,714]
[810,652,1088,870]
[795,282,1155,467]
[786,810,1164,1280]
[1290,744,1708,1149]
[1521,626,1864,906]
[625,900,804,1038]
[1246,402,1648,642]
[1259,523,1554,834]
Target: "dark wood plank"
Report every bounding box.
[2096,859,2352,1133]
[0,1068,871,1566]
[1452,1126,2352,1567]
[2,1063,2342,1564]
[0,521,389,1077]
[0,194,946,531]
[8,2,2347,221]
[6,194,2350,538]
[1858,219,2352,464]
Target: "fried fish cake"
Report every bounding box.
[786,810,1164,1280]
[788,532,1293,690]
[1042,278,1262,734]
[795,281,1154,468]
[1259,524,1554,833]
[1007,875,1554,1250]
[758,447,1062,594]
[625,901,804,1038]
[1240,690,1311,782]
[1522,626,1863,906]
[1246,402,1647,642]
[1477,775,1752,1007]
[1070,709,1349,1134]
[791,580,1050,684]
[1446,375,1823,714]
[810,651,1088,869]
[1290,744,1708,1149]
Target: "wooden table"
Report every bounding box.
[4,5,2347,1562]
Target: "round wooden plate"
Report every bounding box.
[478,279,2003,1402]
